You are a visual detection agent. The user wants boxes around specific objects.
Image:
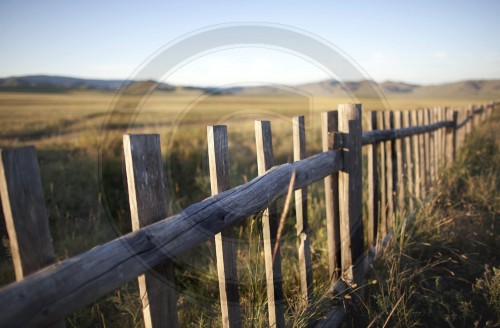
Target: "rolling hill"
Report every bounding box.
[1,75,499,98]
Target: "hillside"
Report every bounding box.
[1,75,500,98]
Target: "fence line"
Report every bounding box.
[0,101,496,327]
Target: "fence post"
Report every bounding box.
[466,106,473,136]
[255,120,285,328]
[0,147,64,328]
[402,111,414,211]
[207,126,242,328]
[393,111,404,214]
[383,111,394,228]
[292,116,313,304]
[338,104,364,284]
[423,109,431,193]
[417,111,426,199]
[367,111,379,246]
[410,111,421,203]
[0,146,57,280]
[377,111,387,235]
[451,111,459,163]
[123,134,178,328]
[0,146,66,328]
[321,111,341,281]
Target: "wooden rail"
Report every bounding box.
[0,101,496,327]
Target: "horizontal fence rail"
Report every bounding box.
[0,101,496,327]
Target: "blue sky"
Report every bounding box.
[1,0,499,86]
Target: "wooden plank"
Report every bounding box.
[293,116,313,304]
[410,111,421,203]
[338,104,364,284]
[393,111,404,213]
[361,120,453,145]
[0,146,65,328]
[402,111,414,211]
[207,126,242,328]
[255,120,285,328]
[376,111,387,237]
[466,106,473,136]
[432,108,439,182]
[383,112,394,227]
[438,108,445,172]
[366,111,378,246]
[123,134,178,328]
[321,111,341,281]
[0,147,344,327]
[417,111,426,199]
[451,111,458,163]
[0,146,57,280]
[423,109,431,192]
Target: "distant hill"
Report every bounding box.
[1,75,499,98]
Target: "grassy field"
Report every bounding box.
[0,90,496,327]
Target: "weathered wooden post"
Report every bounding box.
[322,111,341,281]
[376,111,387,235]
[124,134,178,328]
[367,111,379,246]
[337,104,364,284]
[451,111,459,163]
[402,111,414,211]
[0,146,65,328]
[393,111,404,214]
[410,111,421,203]
[207,126,242,328]
[293,116,313,304]
[417,110,426,199]
[255,120,285,328]
[423,109,431,193]
[383,111,394,227]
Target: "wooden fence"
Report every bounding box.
[0,101,496,327]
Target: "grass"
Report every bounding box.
[343,109,500,327]
[0,90,497,326]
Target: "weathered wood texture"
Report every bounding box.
[123,134,178,328]
[410,111,421,203]
[338,104,364,284]
[383,111,394,227]
[417,110,426,199]
[293,116,313,304]
[0,146,57,280]
[0,146,343,327]
[393,111,404,213]
[207,126,242,328]
[423,109,431,192]
[376,111,387,237]
[255,120,285,328]
[321,111,341,281]
[0,146,65,328]
[402,111,414,211]
[361,120,454,145]
[366,111,378,246]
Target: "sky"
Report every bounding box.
[1,0,500,86]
